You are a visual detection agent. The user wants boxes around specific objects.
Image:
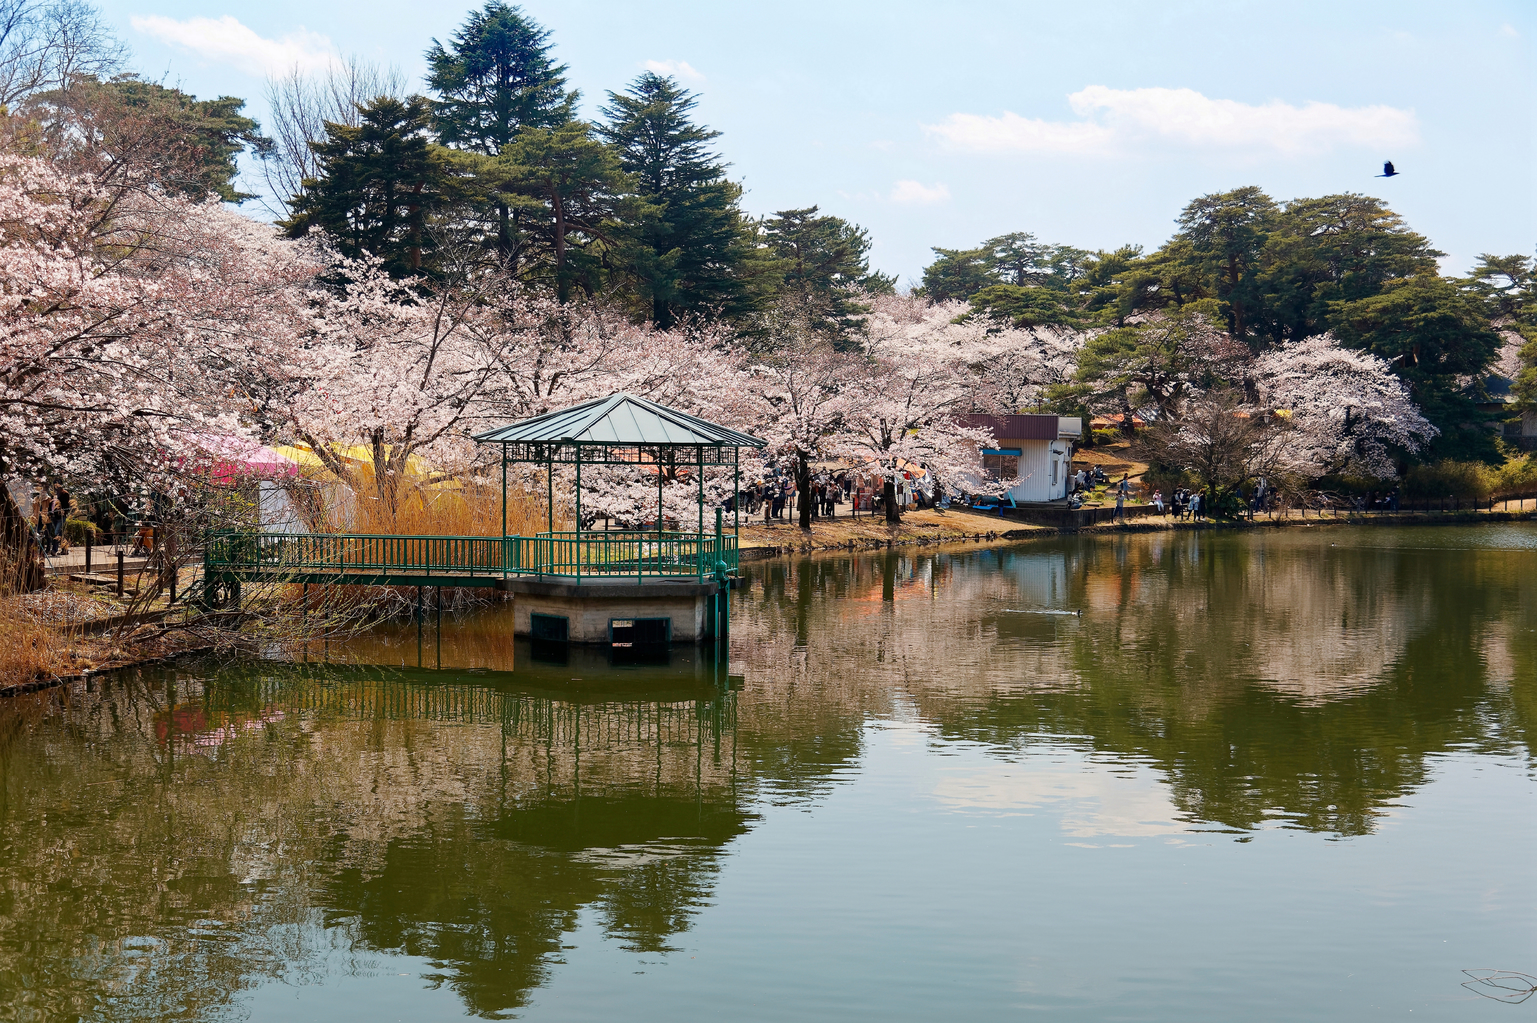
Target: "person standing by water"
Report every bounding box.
[1114,486,1126,522]
[53,485,71,554]
[31,491,52,556]
[1152,490,1164,516]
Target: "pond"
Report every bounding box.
[2,524,1535,1021]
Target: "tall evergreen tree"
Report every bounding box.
[598,72,766,327]
[919,246,993,302]
[427,2,574,257]
[1174,186,1278,346]
[426,2,573,152]
[495,121,639,302]
[283,96,446,277]
[764,206,886,345]
[34,75,264,202]
[1257,193,1441,345]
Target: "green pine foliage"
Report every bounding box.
[37,75,264,202]
[598,72,769,327]
[425,1,574,155]
[283,97,447,277]
[763,205,886,347]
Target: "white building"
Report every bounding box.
[961,414,1083,503]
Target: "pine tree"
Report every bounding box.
[764,206,884,346]
[284,96,446,277]
[496,121,639,302]
[598,72,766,327]
[427,2,574,259]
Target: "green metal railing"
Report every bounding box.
[530,530,738,580]
[204,529,738,583]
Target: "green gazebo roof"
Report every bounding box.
[473,394,765,449]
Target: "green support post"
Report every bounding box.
[500,443,508,577]
[697,445,705,583]
[657,448,664,575]
[575,443,582,583]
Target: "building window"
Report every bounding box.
[982,452,1019,478]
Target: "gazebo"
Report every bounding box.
[472,394,766,644]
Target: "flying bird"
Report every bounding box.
[1376,161,1399,178]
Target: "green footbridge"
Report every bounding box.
[202,525,740,591]
[200,394,766,645]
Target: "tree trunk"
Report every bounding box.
[796,455,812,530]
[0,480,45,593]
[884,477,901,524]
[553,192,568,304]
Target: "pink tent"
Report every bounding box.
[193,435,300,485]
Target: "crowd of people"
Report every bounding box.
[18,485,161,560]
[736,468,935,523]
[27,486,74,556]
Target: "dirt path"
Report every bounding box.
[739,507,1045,554]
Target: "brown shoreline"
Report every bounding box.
[8,506,1532,695]
[738,504,1537,562]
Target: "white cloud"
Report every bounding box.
[933,760,1193,840]
[1499,23,1519,38]
[130,15,335,77]
[926,85,1418,157]
[889,179,950,204]
[642,59,703,82]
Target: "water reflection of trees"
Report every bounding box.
[0,665,747,1020]
[735,532,1537,836]
[3,531,1535,1019]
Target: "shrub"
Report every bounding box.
[1402,460,1496,501]
[64,519,102,545]
[1495,454,1537,495]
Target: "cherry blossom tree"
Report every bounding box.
[743,343,848,529]
[0,152,319,587]
[1253,334,1436,480]
[842,294,996,523]
[971,321,1083,414]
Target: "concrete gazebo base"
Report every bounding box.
[497,576,724,644]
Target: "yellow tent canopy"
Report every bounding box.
[272,442,433,479]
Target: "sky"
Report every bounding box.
[94,0,1535,285]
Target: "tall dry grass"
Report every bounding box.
[0,597,68,688]
[267,470,568,628]
[347,477,560,537]
[281,461,567,538]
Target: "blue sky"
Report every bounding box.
[97,0,1534,285]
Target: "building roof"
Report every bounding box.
[959,414,1081,441]
[472,393,766,449]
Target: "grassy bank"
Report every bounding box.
[739,508,1047,555]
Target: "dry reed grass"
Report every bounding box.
[269,470,565,626]
[346,476,560,538]
[0,596,69,688]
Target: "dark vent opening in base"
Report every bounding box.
[531,613,569,643]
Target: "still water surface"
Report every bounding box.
[2,525,1535,1021]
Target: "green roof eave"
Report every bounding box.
[472,393,766,449]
